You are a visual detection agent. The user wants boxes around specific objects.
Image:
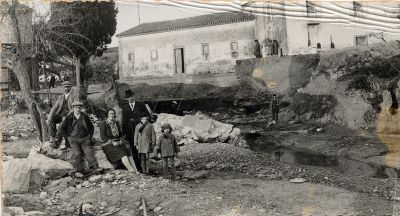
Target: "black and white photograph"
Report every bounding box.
[1,0,400,215]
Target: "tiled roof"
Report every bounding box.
[116,12,255,38]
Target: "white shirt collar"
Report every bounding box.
[64,91,71,99]
[130,101,135,109]
[74,113,81,119]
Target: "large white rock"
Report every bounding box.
[3,207,25,215]
[3,150,74,193]
[3,159,33,193]
[154,113,244,146]
[28,149,73,179]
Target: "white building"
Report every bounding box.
[253,1,400,55]
[117,12,255,82]
[117,2,400,81]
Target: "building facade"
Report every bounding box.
[254,1,400,56]
[117,12,255,81]
[118,3,399,81]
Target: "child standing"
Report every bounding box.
[156,123,180,179]
[134,114,156,174]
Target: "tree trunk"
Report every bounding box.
[9,0,47,141]
[12,58,46,141]
[76,56,81,92]
[80,55,90,96]
[31,56,40,90]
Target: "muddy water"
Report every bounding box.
[271,149,399,179]
[245,132,399,179]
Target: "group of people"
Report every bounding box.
[47,81,180,178]
[46,81,279,178]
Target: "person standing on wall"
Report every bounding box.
[47,81,81,149]
[254,39,262,58]
[121,89,152,173]
[49,74,56,89]
[270,94,280,124]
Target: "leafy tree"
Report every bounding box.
[48,0,117,91]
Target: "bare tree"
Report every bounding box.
[5,0,47,141]
[2,0,93,141]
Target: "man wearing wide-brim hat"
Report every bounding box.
[47,81,81,149]
[56,100,99,175]
[121,89,152,173]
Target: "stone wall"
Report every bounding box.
[235,54,318,94]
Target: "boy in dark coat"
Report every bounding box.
[134,114,156,174]
[155,123,180,179]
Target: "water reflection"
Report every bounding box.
[271,149,399,179]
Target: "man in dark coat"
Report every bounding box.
[55,101,99,175]
[47,81,81,149]
[121,90,151,173]
[270,94,280,123]
[254,39,262,58]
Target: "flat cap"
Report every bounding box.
[71,101,84,107]
[61,81,72,86]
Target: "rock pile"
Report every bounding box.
[154,113,248,148]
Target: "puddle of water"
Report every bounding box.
[243,132,399,179]
[271,149,399,179]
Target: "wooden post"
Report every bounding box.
[31,55,40,90]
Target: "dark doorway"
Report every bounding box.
[174,48,185,74]
[272,40,279,56]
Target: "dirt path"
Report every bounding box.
[4,141,397,215]
[9,171,392,216]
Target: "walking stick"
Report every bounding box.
[142,198,148,216]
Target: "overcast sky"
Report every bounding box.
[110,1,213,47]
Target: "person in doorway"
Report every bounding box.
[49,74,56,88]
[121,89,151,173]
[270,94,280,124]
[55,101,99,175]
[47,81,80,149]
[254,39,262,58]
[99,109,139,173]
[155,123,180,179]
[134,114,156,174]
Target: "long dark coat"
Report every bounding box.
[121,101,149,142]
[56,112,94,140]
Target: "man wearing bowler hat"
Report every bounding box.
[47,81,81,149]
[55,101,99,175]
[121,89,152,173]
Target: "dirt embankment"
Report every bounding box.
[292,42,400,132]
